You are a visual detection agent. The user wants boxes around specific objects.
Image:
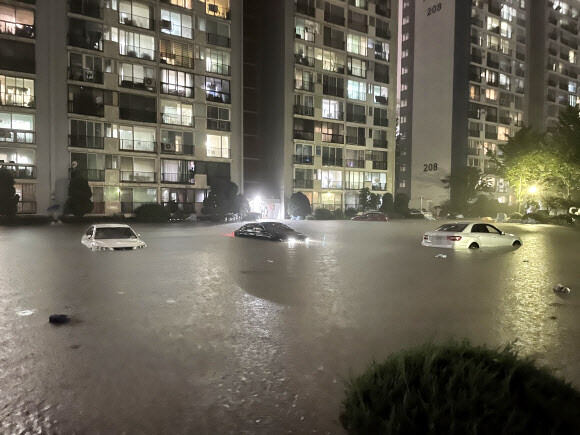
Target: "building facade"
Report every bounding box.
[0,0,241,215]
[399,0,529,210]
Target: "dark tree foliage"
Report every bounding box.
[393,193,410,215]
[441,167,491,212]
[201,181,245,217]
[0,167,19,217]
[379,193,394,214]
[65,170,93,217]
[134,203,170,223]
[288,191,311,218]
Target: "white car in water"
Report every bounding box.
[81,224,147,251]
[422,222,522,250]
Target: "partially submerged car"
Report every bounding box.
[351,212,389,222]
[82,224,147,251]
[422,222,522,249]
[234,222,308,242]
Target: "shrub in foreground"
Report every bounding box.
[345,208,358,219]
[333,209,346,220]
[509,212,524,220]
[340,340,580,435]
[314,208,334,220]
[134,203,170,223]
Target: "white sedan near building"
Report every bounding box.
[422,223,522,250]
[81,224,147,251]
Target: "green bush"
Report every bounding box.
[65,172,93,217]
[550,214,574,225]
[345,208,358,219]
[314,208,334,220]
[0,167,20,217]
[340,340,580,435]
[525,212,550,223]
[333,209,346,220]
[509,212,524,220]
[134,203,170,223]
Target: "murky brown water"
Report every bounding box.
[1,221,579,433]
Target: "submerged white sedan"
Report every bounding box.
[422,222,522,249]
[81,224,147,251]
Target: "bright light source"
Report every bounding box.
[528,186,539,194]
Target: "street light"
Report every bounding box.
[528,185,539,194]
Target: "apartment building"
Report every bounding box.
[398,0,529,210]
[242,0,397,214]
[0,0,241,215]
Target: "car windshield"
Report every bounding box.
[262,223,294,232]
[94,227,136,239]
[435,224,468,232]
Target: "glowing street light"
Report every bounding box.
[528,185,539,194]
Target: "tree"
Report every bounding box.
[65,170,93,217]
[368,193,380,211]
[495,126,546,171]
[358,188,380,211]
[201,189,226,217]
[441,167,492,212]
[233,194,250,216]
[393,193,410,216]
[552,105,580,165]
[288,192,311,218]
[504,151,550,212]
[0,167,19,217]
[201,180,242,217]
[379,193,394,214]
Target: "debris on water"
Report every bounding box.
[301,416,305,421]
[69,344,81,349]
[317,364,324,371]
[166,299,176,304]
[322,235,326,246]
[117,291,125,295]
[49,314,70,324]
[435,254,447,259]
[553,284,571,294]
[267,260,274,263]
[549,316,557,320]
[17,309,36,316]
[523,260,529,263]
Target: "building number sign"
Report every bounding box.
[424,163,438,172]
[427,3,442,16]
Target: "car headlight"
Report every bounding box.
[287,237,297,244]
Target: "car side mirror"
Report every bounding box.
[137,234,141,237]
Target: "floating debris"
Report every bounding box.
[49,314,70,324]
[553,284,571,294]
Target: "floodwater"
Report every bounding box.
[0,220,579,433]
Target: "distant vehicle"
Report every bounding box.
[234,222,308,242]
[409,209,435,220]
[81,224,147,251]
[422,222,522,249]
[351,212,389,222]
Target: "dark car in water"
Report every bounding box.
[234,222,308,242]
[351,212,389,222]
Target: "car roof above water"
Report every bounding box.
[92,223,133,229]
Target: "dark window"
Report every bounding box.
[0,40,35,73]
[119,93,156,123]
[68,18,103,51]
[436,224,468,232]
[194,161,230,186]
[471,224,489,233]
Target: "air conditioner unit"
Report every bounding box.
[0,129,11,138]
[163,142,176,152]
[84,70,94,81]
[161,19,172,30]
[144,77,155,88]
[208,4,219,12]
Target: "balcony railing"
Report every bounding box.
[0,92,35,109]
[206,32,231,48]
[160,84,193,98]
[347,136,366,146]
[207,119,231,131]
[0,19,35,38]
[206,91,231,104]
[499,117,511,125]
[324,37,345,50]
[347,113,366,123]
[373,139,388,148]
[119,45,155,61]
[323,85,344,97]
[120,171,157,183]
[322,157,343,166]
[375,27,391,40]
[119,139,157,153]
[0,163,36,179]
[161,173,195,184]
[373,118,389,127]
[68,134,104,149]
[293,155,314,165]
[345,181,364,190]
[75,169,105,181]
[294,179,313,189]
[372,161,387,170]
[295,80,314,91]
[322,133,344,144]
[468,129,481,137]
[161,113,194,126]
[68,66,104,84]
[68,32,103,51]
[325,13,345,26]
[295,54,315,67]
[160,143,194,155]
[345,159,364,168]
[293,105,314,116]
[485,131,498,140]
[0,130,34,144]
[349,20,367,33]
[323,181,343,189]
[372,183,386,191]
[160,53,194,68]
[68,101,104,117]
[293,130,314,140]
[120,108,157,123]
[17,201,36,214]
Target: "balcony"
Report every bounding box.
[471,17,483,28]
[75,169,105,181]
[0,163,36,179]
[294,80,314,92]
[160,0,192,10]
[485,131,498,140]
[325,13,345,27]
[123,78,157,92]
[373,118,389,127]
[68,101,104,117]
[206,91,231,104]
[119,139,157,153]
[294,179,313,189]
[68,0,102,18]
[119,12,154,31]
[160,143,194,155]
[68,66,103,84]
[323,181,343,189]
[120,108,157,123]
[293,105,314,116]
[120,171,157,183]
[322,133,344,144]
[375,3,391,18]
[346,113,366,123]
[373,139,388,148]
[345,181,364,190]
[322,157,343,167]
[0,130,34,144]
[17,201,36,214]
[323,85,344,97]
[68,134,104,149]
[295,0,315,17]
[345,159,364,168]
[293,155,314,165]
[372,161,387,170]
[207,119,231,131]
[324,37,345,50]
[161,113,193,126]
[499,117,511,125]
[295,54,315,68]
[161,173,195,184]
[374,95,388,105]
[372,183,386,191]
[120,45,155,61]
[376,27,391,40]
[347,136,366,146]
[206,33,231,48]
[0,19,35,39]
[349,20,367,33]
[294,130,314,141]
[487,59,499,69]
[206,3,231,20]
[160,52,194,69]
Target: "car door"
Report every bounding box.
[253,224,268,238]
[470,223,491,246]
[485,224,504,246]
[242,224,255,237]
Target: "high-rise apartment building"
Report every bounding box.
[0,0,241,215]
[399,0,529,210]
[243,0,397,215]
